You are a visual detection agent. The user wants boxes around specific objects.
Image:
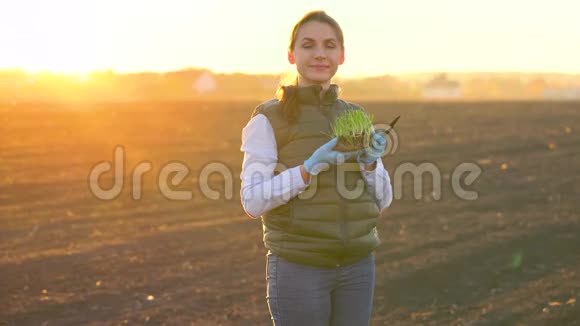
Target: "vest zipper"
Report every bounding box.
[332,99,348,255]
[323,95,347,261]
[339,158,347,252]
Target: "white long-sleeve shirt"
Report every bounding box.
[240,114,393,219]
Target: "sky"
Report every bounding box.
[1,0,579,77]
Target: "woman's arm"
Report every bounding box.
[355,123,393,213]
[240,114,310,219]
[360,158,393,214]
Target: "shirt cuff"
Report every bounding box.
[290,165,310,192]
[360,161,379,175]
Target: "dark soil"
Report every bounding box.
[1,100,579,325]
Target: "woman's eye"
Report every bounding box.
[302,44,312,48]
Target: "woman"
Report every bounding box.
[240,10,393,325]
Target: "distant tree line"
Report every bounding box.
[1,68,579,102]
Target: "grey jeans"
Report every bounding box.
[265,251,375,326]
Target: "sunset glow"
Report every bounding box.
[1,0,579,77]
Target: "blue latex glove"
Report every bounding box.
[357,131,387,166]
[304,138,363,175]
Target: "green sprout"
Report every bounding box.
[330,109,374,151]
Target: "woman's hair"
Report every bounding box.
[276,10,344,123]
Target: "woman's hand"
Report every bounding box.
[357,131,387,167]
[303,138,362,176]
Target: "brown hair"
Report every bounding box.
[276,10,344,123]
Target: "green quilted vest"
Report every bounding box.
[251,84,381,268]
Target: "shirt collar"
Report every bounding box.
[295,84,340,105]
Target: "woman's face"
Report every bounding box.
[288,21,345,87]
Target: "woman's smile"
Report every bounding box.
[310,65,330,71]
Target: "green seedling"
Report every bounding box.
[331,109,374,152]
